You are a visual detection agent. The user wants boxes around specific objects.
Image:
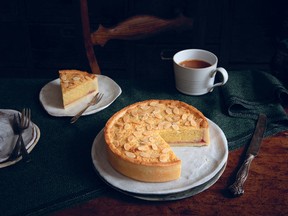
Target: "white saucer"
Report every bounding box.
[39,75,122,117]
[0,109,41,168]
[91,119,228,197]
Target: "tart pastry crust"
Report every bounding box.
[104,99,210,182]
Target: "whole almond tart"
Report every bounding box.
[104,99,210,183]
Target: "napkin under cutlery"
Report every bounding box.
[221,70,288,149]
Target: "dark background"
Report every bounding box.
[0,0,287,82]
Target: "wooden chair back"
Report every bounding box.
[80,0,193,74]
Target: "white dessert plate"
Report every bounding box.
[0,109,41,168]
[100,162,226,201]
[91,119,228,195]
[39,75,122,117]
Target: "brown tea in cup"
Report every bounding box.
[179,59,211,69]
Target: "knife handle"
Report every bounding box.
[228,154,255,197]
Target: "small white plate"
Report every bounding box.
[91,119,228,196]
[39,75,122,117]
[0,109,41,168]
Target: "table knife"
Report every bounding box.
[228,113,267,197]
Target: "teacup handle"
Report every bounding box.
[209,67,229,92]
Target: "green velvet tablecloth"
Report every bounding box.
[0,70,287,216]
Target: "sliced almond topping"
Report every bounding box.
[138,145,149,151]
[141,114,149,121]
[182,113,188,120]
[151,144,158,150]
[162,147,170,153]
[145,119,154,125]
[124,143,132,151]
[140,152,150,158]
[148,136,155,142]
[163,122,172,129]
[184,121,191,126]
[84,76,91,80]
[127,135,135,142]
[140,141,148,146]
[135,125,143,131]
[130,119,140,124]
[125,151,136,158]
[140,105,150,110]
[153,108,161,113]
[132,131,141,137]
[150,152,159,158]
[114,132,123,140]
[188,115,194,121]
[165,108,172,115]
[159,154,169,162]
[73,76,80,81]
[124,124,131,130]
[146,124,153,131]
[140,136,149,143]
[113,141,120,147]
[150,101,159,106]
[170,101,178,107]
[115,121,124,126]
[143,131,153,136]
[165,116,173,122]
[196,118,203,125]
[154,112,162,119]
[155,103,165,109]
[61,75,67,80]
[172,123,179,130]
[190,119,197,127]
[173,116,180,121]
[123,115,130,123]
[131,110,138,117]
[157,122,165,130]
[173,107,180,115]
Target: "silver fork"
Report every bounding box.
[70,92,104,124]
[10,108,31,162]
[19,108,31,162]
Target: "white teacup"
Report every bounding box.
[173,49,228,95]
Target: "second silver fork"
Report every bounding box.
[9,108,31,162]
[18,108,31,162]
[70,92,104,124]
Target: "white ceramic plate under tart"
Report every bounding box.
[39,75,122,117]
[98,162,226,201]
[0,109,41,168]
[91,118,228,197]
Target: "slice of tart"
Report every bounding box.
[104,99,210,183]
[59,69,98,109]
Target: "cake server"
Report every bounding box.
[228,113,267,197]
